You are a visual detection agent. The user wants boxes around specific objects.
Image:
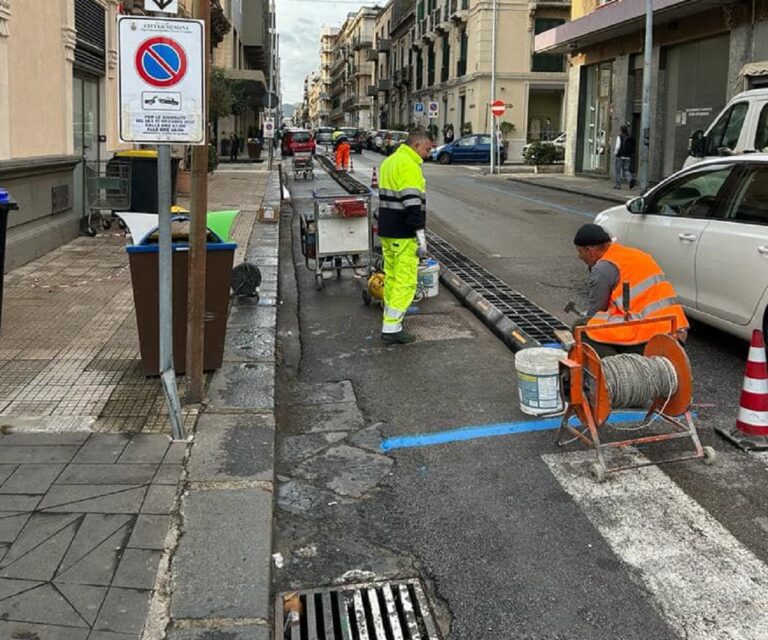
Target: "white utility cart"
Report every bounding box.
[300,188,374,290]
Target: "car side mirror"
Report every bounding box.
[688,129,706,158]
[627,197,647,214]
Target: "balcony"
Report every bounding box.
[456,58,466,76]
[367,48,379,61]
[367,85,378,97]
[353,36,373,50]
[377,78,391,92]
[410,27,421,50]
[377,38,391,53]
[343,96,355,110]
[449,0,469,23]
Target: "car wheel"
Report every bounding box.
[438,153,451,165]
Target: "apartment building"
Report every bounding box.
[406,0,569,155]
[0,0,273,272]
[389,0,417,129]
[315,27,337,127]
[536,0,768,181]
[371,3,394,130]
[329,7,378,129]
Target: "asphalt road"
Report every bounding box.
[273,150,767,640]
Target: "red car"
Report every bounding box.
[281,129,315,156]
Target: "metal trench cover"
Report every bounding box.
[276,579,442,640]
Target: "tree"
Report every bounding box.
[210,0,231,50]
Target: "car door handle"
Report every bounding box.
[758,245,768,255]
[678,233,697,242]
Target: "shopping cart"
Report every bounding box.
[85,161,131,237]
[292,152,314,180]
[300,188,374,290]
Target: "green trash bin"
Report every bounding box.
[111,150,181,213]
[126,217,236,375]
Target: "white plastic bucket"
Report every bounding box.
[418,259,440,298]
[514,347,567,416]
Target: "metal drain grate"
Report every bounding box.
[316,155,371,195]
[427,232,567,348]
[276,579,442,639]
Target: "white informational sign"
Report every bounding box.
[118,16,205,144]
[427,101,439,118]
[414,102,425,114]
[144,0,179,14]
[263,118,275,139]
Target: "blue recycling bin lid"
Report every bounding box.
[122,214,236,253]
[0,188,9,204]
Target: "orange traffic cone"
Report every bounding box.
[371,166,378,189]
[736,329,768,436]
[717,329,768,449]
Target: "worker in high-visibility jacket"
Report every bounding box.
[378,129,434,344]
[573,223,689,356]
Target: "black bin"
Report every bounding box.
[125,218,236,375]
[0,188,19,332]
[111,150,181,213]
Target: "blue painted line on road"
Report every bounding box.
[458,177,598,220]
[380,411,650,452]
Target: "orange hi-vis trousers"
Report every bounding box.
[335,143,350,170]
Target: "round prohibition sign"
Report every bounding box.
[135,37,188,88]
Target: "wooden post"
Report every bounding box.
[186,0,210,403]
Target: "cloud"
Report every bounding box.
[275,0,366,103]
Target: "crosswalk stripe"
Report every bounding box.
[543,449,768,639]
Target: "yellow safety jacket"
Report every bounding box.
[377,143,426,238]
[587,242,689,345]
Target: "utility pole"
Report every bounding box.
[638,0,653,192]
[267,3,276,171]
[489,0,497,175]
[186,0,211,403]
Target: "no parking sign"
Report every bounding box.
[118,16,205,144]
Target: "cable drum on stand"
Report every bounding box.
[601,354,678,409]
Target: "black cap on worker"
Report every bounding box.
[573,223,612,247]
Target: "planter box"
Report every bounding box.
[247,141,263,160]
[177,169,192,196]
[534,164,565,174]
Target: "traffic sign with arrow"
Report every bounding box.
[145,0,179,14]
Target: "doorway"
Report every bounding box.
[73,75,101,221]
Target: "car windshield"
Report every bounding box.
[292,132,311,142]
[342,128,358,137]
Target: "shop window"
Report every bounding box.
[705,102,748,156]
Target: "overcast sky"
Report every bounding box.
[277,0,370,104]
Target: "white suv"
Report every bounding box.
[594,155,768,341]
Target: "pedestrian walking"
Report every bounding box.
[444,124,454,145]
[572,223,688,357]
[378,128,434,345]
[229,132,239,162]
[613,125,636,189]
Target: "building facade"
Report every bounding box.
[536,0,768,181]
[371,3,394,130]
[329,7,378,129]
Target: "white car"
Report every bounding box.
[522,132,566,158]
[594,155,768,341]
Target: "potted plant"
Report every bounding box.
[247,125,263,160]
[499,121,516,157]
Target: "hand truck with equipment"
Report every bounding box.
[291,151,315,181]
[300,188,373,291]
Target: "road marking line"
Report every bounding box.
[380,411,649,451]
[543,449,768,639]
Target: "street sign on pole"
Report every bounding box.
[414,102,425,115]
[145,0,179,13]
[491,99,505,118]
[264,117,275,139]
[427,101,439,119]
[118,16,205,144]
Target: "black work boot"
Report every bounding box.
[381,331,416,345]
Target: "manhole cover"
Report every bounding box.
[276,579,442,639]
[405,313,475,342]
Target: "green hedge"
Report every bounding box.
[523,142,564,166]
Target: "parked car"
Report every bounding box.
[383,130,408,155]
[521,132,566,159]
[685,89,768,169]
[314,126,334,146]
[281,129,315,156]
[337,128,364,154]
[594,154,768,341]
[431,134,507,164]
[373,129,389,152]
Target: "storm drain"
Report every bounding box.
[426,232,567,349]
[276,579,442,640]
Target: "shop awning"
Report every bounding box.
[535,0,740,55]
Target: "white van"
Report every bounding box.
[684,88,768,168]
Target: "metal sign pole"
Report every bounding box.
[490,0,497,175]
[158,144,185,440]
[638,0,653,192]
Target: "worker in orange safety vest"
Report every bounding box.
[573,223,689,357]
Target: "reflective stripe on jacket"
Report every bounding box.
[586,242,689,345]
[377,143,426,239]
